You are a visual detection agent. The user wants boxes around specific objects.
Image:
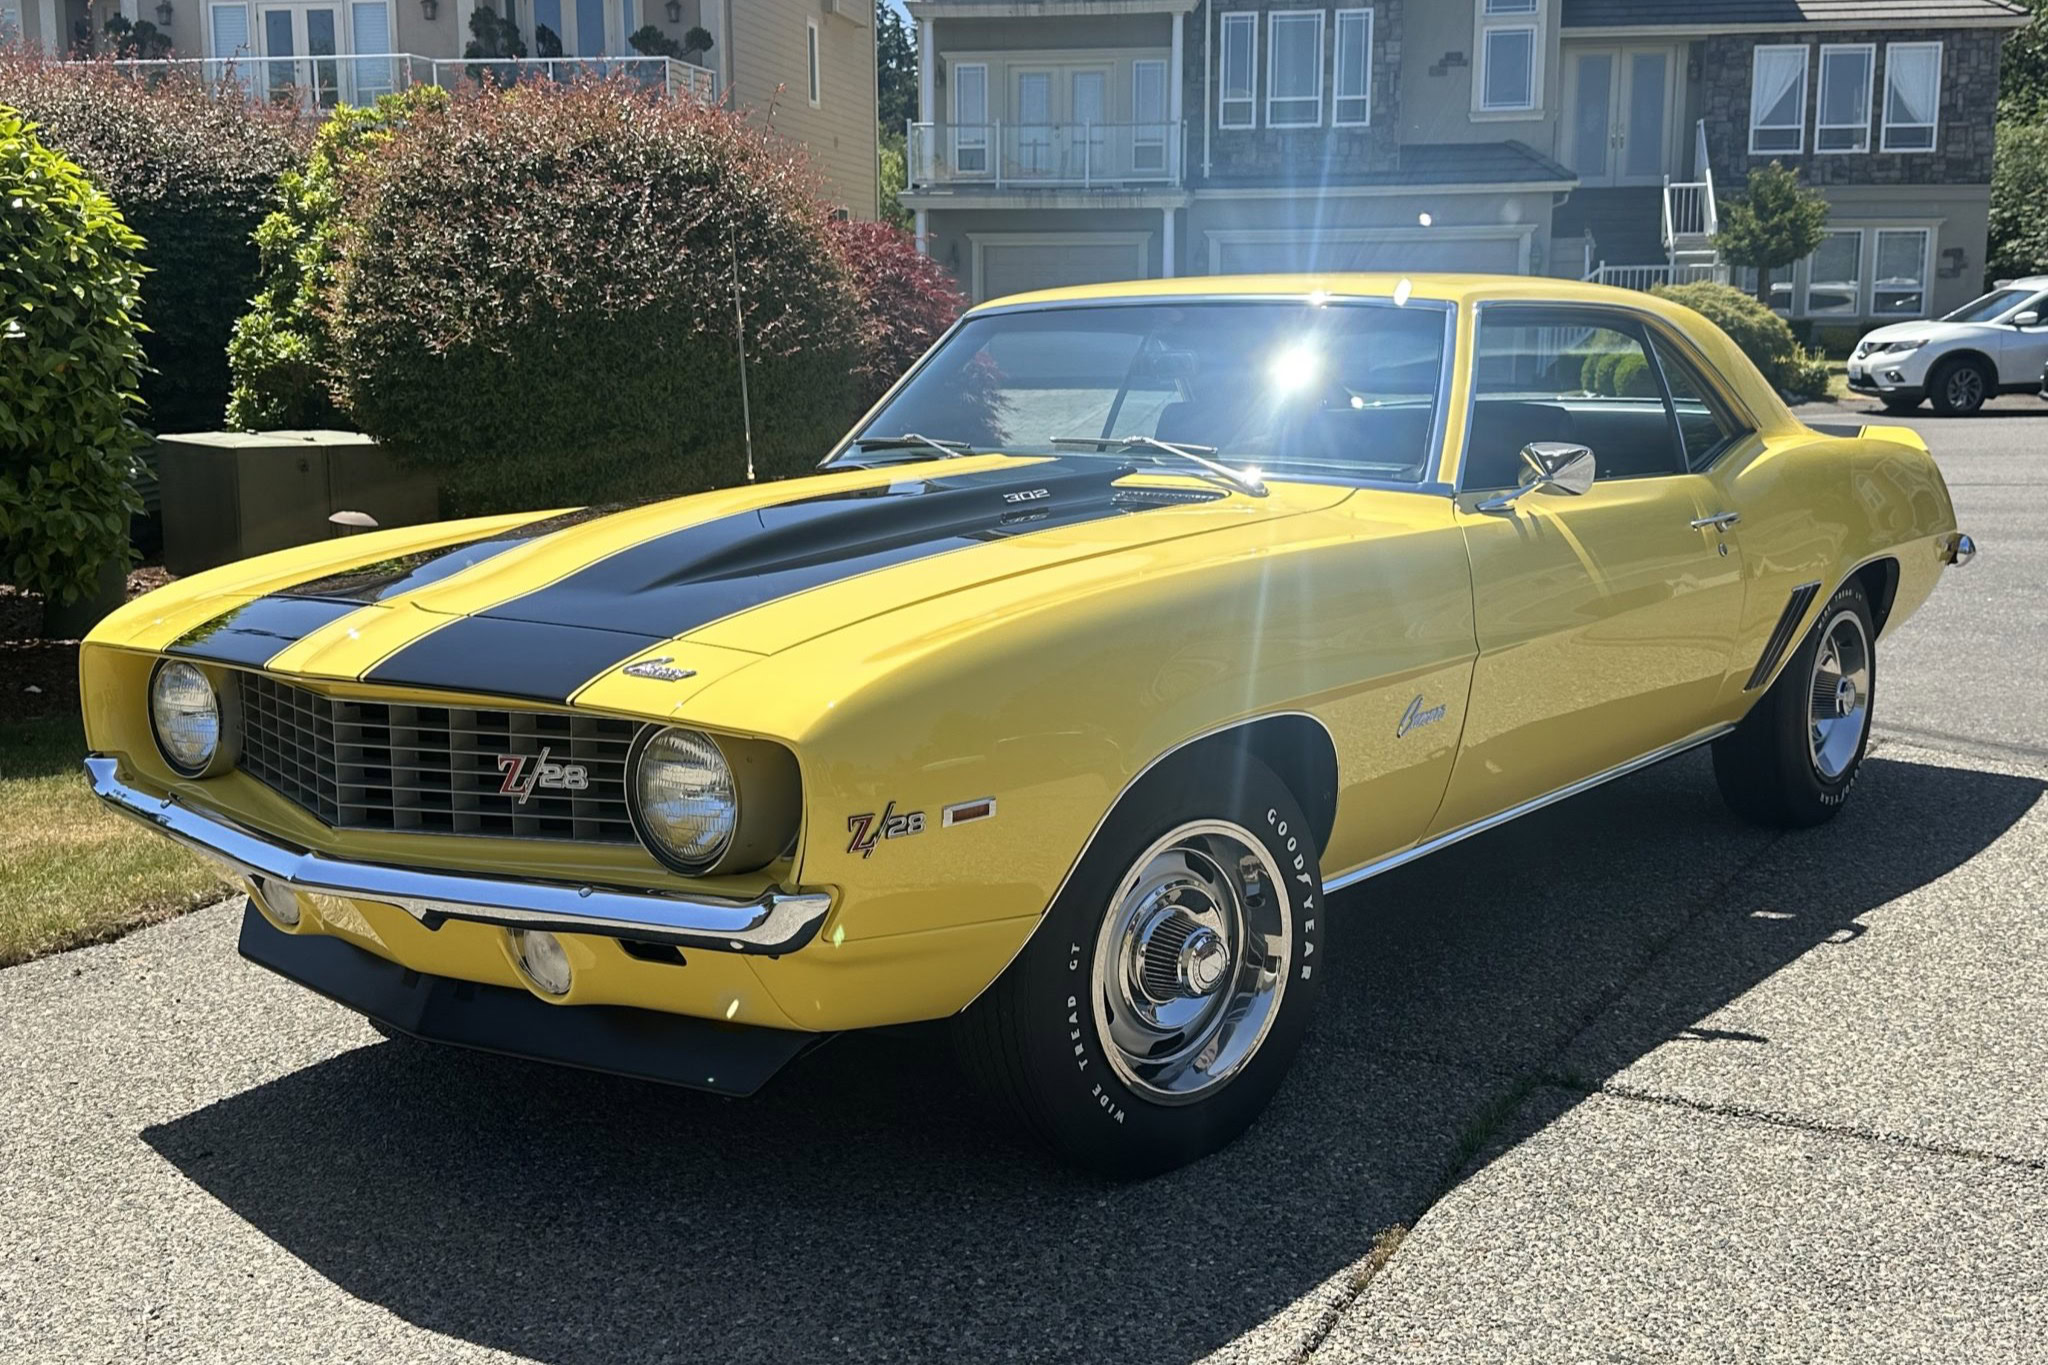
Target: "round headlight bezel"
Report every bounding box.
[627,725,741,875]
[148,659,232,778]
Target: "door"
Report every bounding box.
[1998,290,2048,384]
[258,4,341,109]
[1013,70,1053,177]
[1430,305,1746,834]
[1565,47,1672,187]
[1069,70,1107,180]
[531,0,612,61]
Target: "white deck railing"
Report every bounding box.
[908,120,1184,190]
[88,53,717,109]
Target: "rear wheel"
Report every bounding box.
[1928,356,1991,416]
[955,752,1324,1177]
[1713,579,1875,828]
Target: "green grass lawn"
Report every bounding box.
[0,715,227,967]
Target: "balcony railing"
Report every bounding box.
[90,53,718,110]
[908,120,1184,190]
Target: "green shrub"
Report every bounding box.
[0,53,307,433]
[1652,280,1813,395]
[326,80,864,513]
[1610,350,1658,398]
[0,107,147,604]
[228,88,449,431]
[1990,122,2048,281]
[1580,348,1622,395]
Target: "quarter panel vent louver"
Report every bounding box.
[1745,582,1823,691]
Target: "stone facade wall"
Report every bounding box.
[1700,27,2001,189]
[1193,0,1405,184]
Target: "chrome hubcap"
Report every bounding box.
[1808,610,1871,781]
[1093,820,1291,1103]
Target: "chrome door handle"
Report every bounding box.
[1691,511,1740,531]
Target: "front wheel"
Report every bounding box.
[955,753,1324,1177]
[1713,579,1875,828]
[1928,356,1991,416]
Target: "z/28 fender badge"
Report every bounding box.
[847,801,926,857]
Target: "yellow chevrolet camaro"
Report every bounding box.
[83,275,1971,1175]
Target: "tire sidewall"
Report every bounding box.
[1777,581,1876,814]
[1016,751,1325,1172]
[1931,357,1989,416]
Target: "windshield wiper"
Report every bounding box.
[1050,435,1268,498]
[847,432,978,460]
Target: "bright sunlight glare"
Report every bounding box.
[1267,345,1321,394]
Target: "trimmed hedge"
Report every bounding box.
[828,218,966,409]
[0,54,307,433]
[0,107,147,604]
[327,80,864,513]
[228,88,450,431]
[1653,281,1831,400]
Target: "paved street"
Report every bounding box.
[3,397,2045,1363]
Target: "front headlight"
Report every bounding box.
[1885,339,1928,354]
[630,727,739,872]
[149,661,223,776]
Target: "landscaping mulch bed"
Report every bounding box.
[0,568,175,724]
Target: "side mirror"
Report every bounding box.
[1477,442,1596,512]
[2012,311,2041,328]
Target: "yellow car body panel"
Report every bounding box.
[80,274,1962,1045]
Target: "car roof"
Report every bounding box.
[968,273,1702,314]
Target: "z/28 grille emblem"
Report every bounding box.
[847,801,925,857]
[496,748,590,804]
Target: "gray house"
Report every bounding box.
[900,0,2027,321]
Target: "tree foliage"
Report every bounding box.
[0,107,147,603]
[1653,281,1830,399]
[227,88,450,431]
[2000,0,2048,125]
[828,217,964,407]
[0,52,307,433]
[1990,121,2048,280]
[1714,161,1830,306]
[325,80,864,513]
[877,3,918,133]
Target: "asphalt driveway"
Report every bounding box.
[2,397,2044,1363]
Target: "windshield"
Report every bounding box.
[1941,288,2037,324]
[838,300,1449,484]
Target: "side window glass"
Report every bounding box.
[1466,308,1683,490]
[1650,334,1750,471]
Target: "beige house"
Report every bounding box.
[902,0,2028,319]
[16,0,878,217]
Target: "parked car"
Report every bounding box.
[1847,276,2048,415]
[82,275,1972,1175]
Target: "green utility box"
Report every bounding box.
[155,430,441,576]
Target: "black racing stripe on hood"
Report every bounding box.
[363,458,1146,701]
[167,596,366,668]
[280,507,619,604]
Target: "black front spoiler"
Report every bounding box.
[237,905,827,1097]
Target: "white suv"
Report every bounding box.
[1847,277,2048,416]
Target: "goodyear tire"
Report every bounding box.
[1713,579,1875,828]
[1927,356,1991,416]
[955,749,1325,1177]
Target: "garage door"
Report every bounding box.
[978,238,1149,301]
[1213,234,1525,276]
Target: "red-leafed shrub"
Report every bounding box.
[0,53,308,432]
[827,218,966,408]
[326,79,864,512]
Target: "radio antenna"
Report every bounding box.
[730,222,756,483]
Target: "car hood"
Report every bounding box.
[154,455,1346,705]
[1856,319,1981,350]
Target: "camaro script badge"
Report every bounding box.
[1396,695,1447,739]
[622,657,697,682]
[497,748,590,804]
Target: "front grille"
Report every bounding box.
[237,673,641,843]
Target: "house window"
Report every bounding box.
[1882,42,1941,152]
[952,62,988,174]
[351,1,397,98]
[1267,10,1324,128]
[1749,44,1808,155]
[1815,44,1873,153]
[1873,228,1931,316]
[1133,59,1168,173]
[1477,0,1540,114]
[1333,9,1373,127]
[806,17,821,106]
[1804,230,1862,316]
[1219,11,1256,129]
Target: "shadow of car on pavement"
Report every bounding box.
[143,748,2043,1365]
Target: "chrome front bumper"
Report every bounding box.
[85,756,832,954]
